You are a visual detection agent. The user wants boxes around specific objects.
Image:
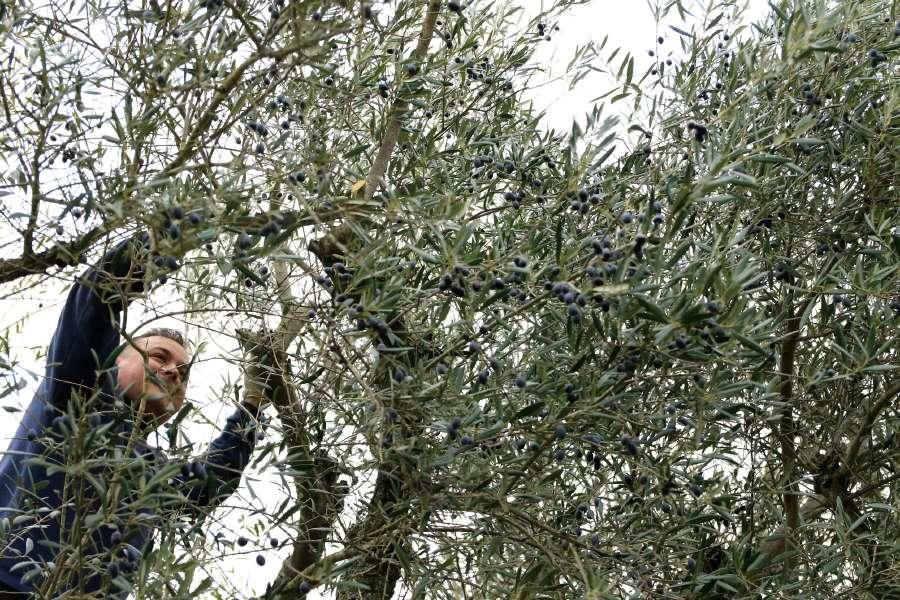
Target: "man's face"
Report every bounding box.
[115,335,191,425]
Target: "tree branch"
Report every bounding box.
[753,493,830,570]
[362,0,440,202]
[844,380,900,470]
[776,302,802,551]
[237,191,350,599]
[159,31,346,179]
[0,227,105,285]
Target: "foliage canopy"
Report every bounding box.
[0,0,898,597]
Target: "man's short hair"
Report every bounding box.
[134,327,190,351]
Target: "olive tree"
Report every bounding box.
[0,0,898,598]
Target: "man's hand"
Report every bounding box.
[243,396,262,409]
[236,327,294,409]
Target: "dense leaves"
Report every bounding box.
[1,0,898,598]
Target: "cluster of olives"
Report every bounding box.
[106,543,142,579]
[686,121,708,142]
[801,81,823,106]
[512,437,542,453]
[505,426,646,475]
[232,218,283,251]
[314,272,334,289]
[589,234,619,262]
[572,501,595,526]
[568,189,603,215]
[268,93,293,112]
[617,348,642,374]
[657,302,727,357]
[437,264,474,297]
[324,261,353,283]
[547,280,589,323]
[160,206,191,240]
[349,304,393,339]
[502,189,526,208]
[464,57,494,81]
[246,94,305,150]
[437,258,530,302]
[497,157,518,175]
[535,21,559,41]
[669,333,692,353]
[258,219,281,236]
[696,318,729,346]
[868,49,888,67]
[247,121,269,137]
[152,254,180,279]
[573,266,608,305]
[445,415,462,439]
[632,233,648,259]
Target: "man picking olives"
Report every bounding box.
[0,232,265,598]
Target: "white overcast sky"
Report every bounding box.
[0,1,771,598]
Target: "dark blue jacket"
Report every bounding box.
[0,234,262,597]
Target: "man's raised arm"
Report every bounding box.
[44,231,151,407]
[176,401,265,509]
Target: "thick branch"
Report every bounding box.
[335,467,406,600]
[363,0,440,202]
[268,451,344,598]
[0,227,105,285]
[777,306,802,544]
[266,6,443,598]
[239,190,351,598]
[750,379,899,582]
[268,511,418,597]
[308,228,425,600]
[23,116,49,256]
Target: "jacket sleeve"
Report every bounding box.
[44,232,151,409]
[178,402,265,508]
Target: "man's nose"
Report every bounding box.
[158,364,180,385]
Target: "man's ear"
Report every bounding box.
[105,339,136,370]
[113,346,128,366]
[115,344,140,365]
